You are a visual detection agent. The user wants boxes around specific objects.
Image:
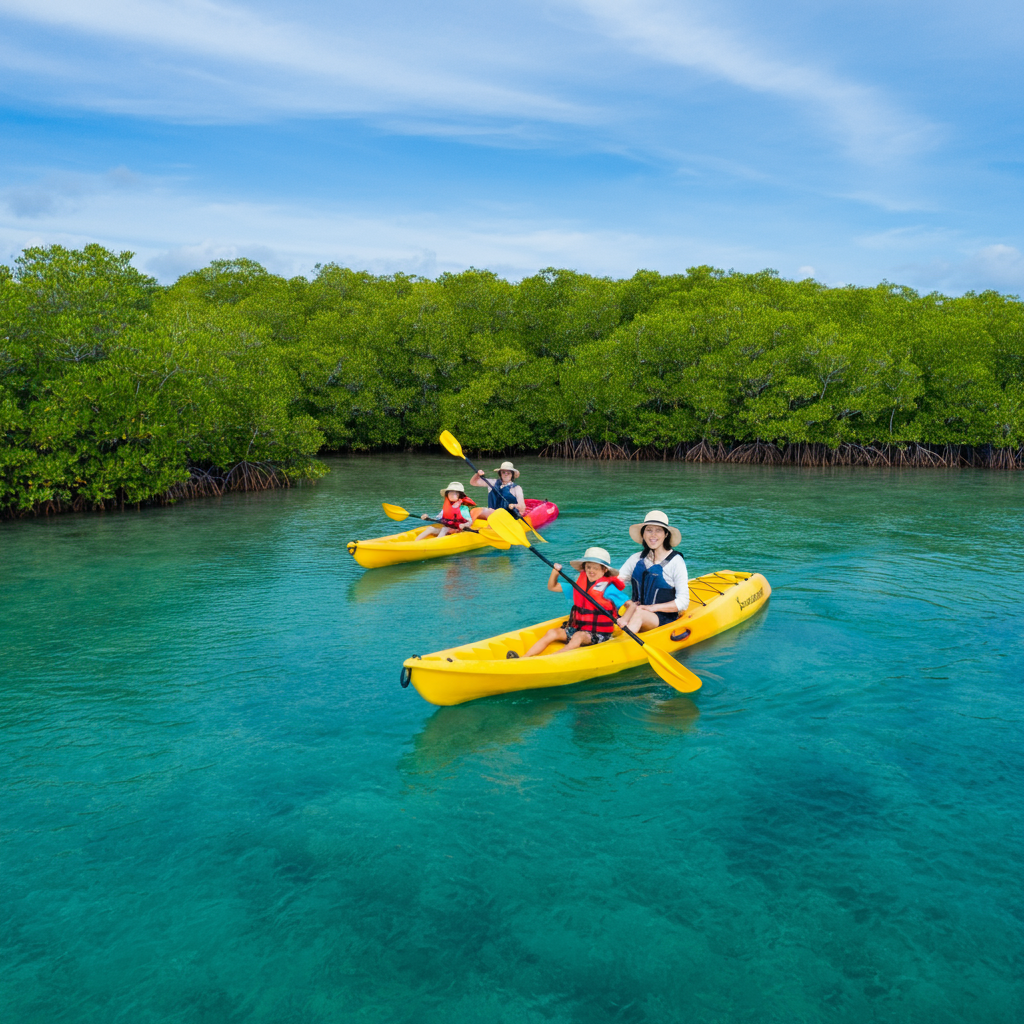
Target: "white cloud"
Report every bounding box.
[2,167,1017,295]
[2,167,143,220]
[0,0,940,174]
[0,168,770,282]
[966,244,1024,292]
[877,242,1024,294]
[855,226,956,251]
[0,0,591,123]
[146,241,286,280]
[567,0,938,164]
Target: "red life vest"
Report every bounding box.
[568,571,619,634]
[440,495,476,530]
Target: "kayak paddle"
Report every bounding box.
[380,502,510,547]
[382,502,437,522]
[438,430,547,543]
[486,509,702,694]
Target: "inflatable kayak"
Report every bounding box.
[520,498,559,531]
[347,499,559,570]
[401,570,769,705]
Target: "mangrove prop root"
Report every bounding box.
[537,439,1023,469]
[6,461,307,519]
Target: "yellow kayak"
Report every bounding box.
[347,499,559,570]
[346,522,511,569]
[401,570,770,705]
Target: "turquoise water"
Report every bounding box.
[1,455,1021,1023]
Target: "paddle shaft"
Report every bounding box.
[419,515,487,534]
[397,508,482,533]
[523,545,650,647]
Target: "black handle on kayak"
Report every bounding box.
[524,545,646,646]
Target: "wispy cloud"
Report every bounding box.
[855,226,957,250]
[956,244,1024,293]
[0,0,592,122]
[567,0,939,164]
[2,166,144,220]
[0,0,1017,293]
[856,229,1024,292]
[0,166,768,282]
[2,164,1017,294]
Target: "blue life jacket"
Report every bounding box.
[487,480,518,510]
[630,550,682,606]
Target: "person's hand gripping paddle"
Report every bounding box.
[438,430,547,543]
[486,508,702,694]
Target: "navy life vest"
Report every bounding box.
[568,571,619,635]
[630,550,682,606]
[487,480,518,511]
[440,495,475,530]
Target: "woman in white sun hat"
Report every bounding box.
[469,460,526,520]
[614,510,689,633]
[521,547,630,658]
[414,481,479,540]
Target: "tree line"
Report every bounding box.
[1,243,1021,515]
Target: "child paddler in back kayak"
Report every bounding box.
[469,461,526,520]
[414,482,484,541]
[521,547,629,657]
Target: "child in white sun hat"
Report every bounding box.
[414,482,478,540]
[614,510,690,633]
[521,547,630,657]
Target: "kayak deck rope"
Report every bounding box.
[687,572,745,606]
[711,572,741,587]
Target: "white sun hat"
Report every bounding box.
[440,481,466,496]
[569,546,615,571]
[491,460,520,478]
[628,509,682,548]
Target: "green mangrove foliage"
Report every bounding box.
[0,245,324,514]
[2,245,1022,514]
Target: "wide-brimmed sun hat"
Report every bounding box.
[492,460,520,478]
[440,481,466,497]
[569,546,615,571]
[628,510,682,549]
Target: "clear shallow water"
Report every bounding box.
[1,455,1021,1023]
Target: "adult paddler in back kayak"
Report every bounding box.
[469,461,526,520]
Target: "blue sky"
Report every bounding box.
[1,0,1021,292]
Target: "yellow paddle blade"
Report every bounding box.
[382,502,411,522]
[486,508,531,547]
[645,645,702,693]
[439,430,464,459]
[525,523,548,543]
[472,528,512,550]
